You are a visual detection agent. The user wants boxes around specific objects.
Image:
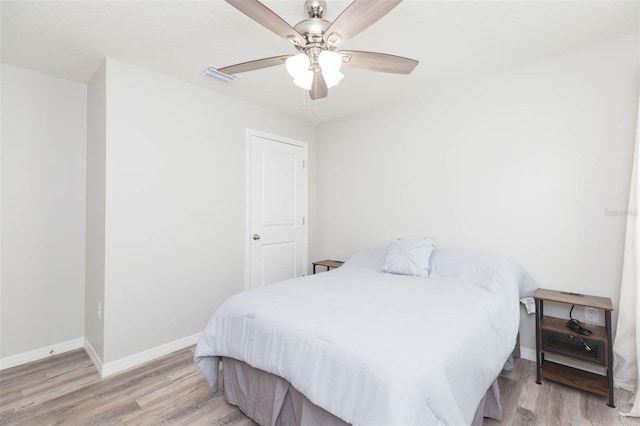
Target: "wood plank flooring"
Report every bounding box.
[2,347,640,425]
[486,358,640,426]
[0,347,254,425]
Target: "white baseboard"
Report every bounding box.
[83,338,104,375]
[520,346,536,362]
[0,337,84,370]
[100,332,201,378]
[0,333,201,378]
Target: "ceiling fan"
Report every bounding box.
[217,0,419,100]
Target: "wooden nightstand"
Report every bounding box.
[312,260,344,274]
[533,288,614,407]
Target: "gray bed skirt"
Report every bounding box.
[222,357,507,426]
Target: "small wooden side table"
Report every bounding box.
[534,288,614,407]
[312,260,344,274]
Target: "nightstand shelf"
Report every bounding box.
[540,361,609,397]
[534,288,614,407]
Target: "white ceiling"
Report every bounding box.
[2,1,639,123]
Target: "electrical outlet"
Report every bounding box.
[97,301,102,320]
[585,307,600,324]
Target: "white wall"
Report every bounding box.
[1,64,87,358]
[96,58,316,363]
[85,60,107,360]
[314,34,639,354]
[3,31,637,368]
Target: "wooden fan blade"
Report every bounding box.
[218,55,292,74]
[225,0,305,46]
[310,71,328,100]
[323,0,402,47]
[339,50,418,74]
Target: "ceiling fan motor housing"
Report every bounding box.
[293,19,330,44]
[295,0,330,44]
[304,0,326,19]
[295,0,334,68]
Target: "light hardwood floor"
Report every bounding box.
[2,347,640,425]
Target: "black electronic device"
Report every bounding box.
[565,305,593,351]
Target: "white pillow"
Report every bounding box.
[382,237,436,277]
[429,249,537,298]
[342,244,388,270]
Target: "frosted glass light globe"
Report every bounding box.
[318,50,344,88]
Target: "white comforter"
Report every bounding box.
[195,249,529,425]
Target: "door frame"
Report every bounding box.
[244,129,308,290]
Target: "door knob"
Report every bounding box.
[252,234,261,240]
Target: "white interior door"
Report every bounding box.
[249,133,307,289]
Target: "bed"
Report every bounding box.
[195,241,536,425]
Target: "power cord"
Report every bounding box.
[566,305,592,351]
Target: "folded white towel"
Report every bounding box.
[520,297,536,314]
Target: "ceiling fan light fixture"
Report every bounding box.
[286,53,314,90]
[318,50,343,88]
[322,68,343,88]
[293,70,314,90]
[286,53,310,79]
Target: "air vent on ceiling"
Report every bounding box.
[203,65,237,83]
